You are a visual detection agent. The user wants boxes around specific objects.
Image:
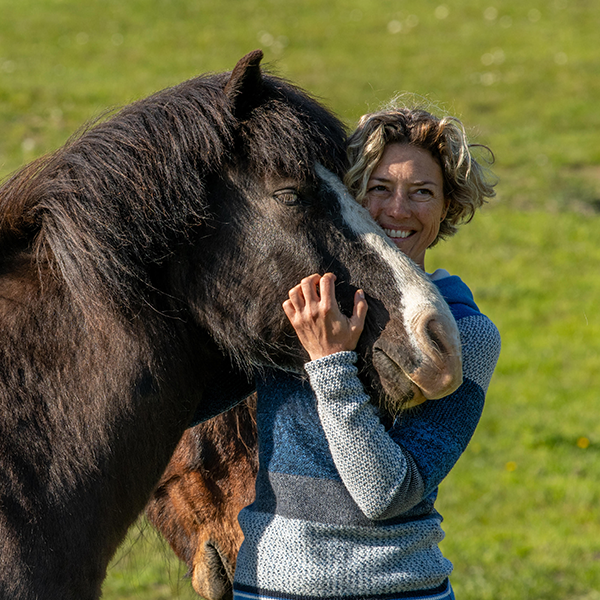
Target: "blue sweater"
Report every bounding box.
[233,275,501,600]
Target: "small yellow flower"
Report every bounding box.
[505,461,517,472]
[577,437,590,449]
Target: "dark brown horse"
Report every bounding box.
[0,50,462,599]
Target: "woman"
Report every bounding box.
[233,105,501,600]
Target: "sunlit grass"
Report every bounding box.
[2,0,600,212]
[103,520,197,600]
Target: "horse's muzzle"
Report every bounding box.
[373,310,463,406]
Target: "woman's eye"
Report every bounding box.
[367,185,388,193]
[274,189,301,205]
[414,188,434,198]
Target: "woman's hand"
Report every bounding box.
[282,273,368,361]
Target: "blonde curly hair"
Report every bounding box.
[344,104,497,245]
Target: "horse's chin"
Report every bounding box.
[372,348,426,415]
[191,546,233,600]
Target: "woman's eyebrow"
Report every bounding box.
[413,179,441,186]
[369,176,440,186]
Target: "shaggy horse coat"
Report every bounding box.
[0,50,461,599]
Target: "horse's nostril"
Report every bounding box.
[425,319,447,356]
[404,311,462,400]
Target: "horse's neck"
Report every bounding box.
[0,262,203,593]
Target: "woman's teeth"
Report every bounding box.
[383,228,412,239]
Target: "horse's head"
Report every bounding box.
[4,48,459,411]
[179,51,462,412]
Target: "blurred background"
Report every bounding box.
[1,0,599,598]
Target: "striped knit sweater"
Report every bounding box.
[233,274,501,600]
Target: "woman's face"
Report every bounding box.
[364,143,448,270]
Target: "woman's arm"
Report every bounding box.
[282,272,423,519]
[308,312,500,518]
[283,272,500,520]
[305,351,426,520]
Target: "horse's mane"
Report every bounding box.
[0,71,347,315]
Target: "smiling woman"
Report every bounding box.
[345,105,497,271]
[230,103,501,600]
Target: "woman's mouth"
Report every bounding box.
[382,228,414,240]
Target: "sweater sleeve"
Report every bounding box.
[305,290,501,520]
[305,352,425,520]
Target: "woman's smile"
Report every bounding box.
[381,227,414,240]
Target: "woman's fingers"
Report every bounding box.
[352,289,368,328]
[282,273,325,319]
[285,273,359,320]
[316,273,336,312]
[287,282,305,310]
[282,273,369,360]
[348,289,368,345]
[299,273,326,309]
[282,298,296,321]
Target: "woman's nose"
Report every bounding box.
[386,189,411,218]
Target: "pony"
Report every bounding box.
[0,50,462,599]
[146,396,258,600]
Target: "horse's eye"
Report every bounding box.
[274,189,301,206]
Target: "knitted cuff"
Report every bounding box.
[304,351,366,407]
[304,350,357,371]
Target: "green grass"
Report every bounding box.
[429,206,600,599]
[2,0,600,211]
[103,523,197,599]
[2,0,600,598]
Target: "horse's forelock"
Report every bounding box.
[237,77,347,180]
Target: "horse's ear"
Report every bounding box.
[224,50,264,117]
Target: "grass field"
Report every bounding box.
[2,0,600,598]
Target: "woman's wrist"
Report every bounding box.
[305,350,357,368]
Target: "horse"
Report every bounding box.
[0,49,462,600]
[146,396,258,600]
